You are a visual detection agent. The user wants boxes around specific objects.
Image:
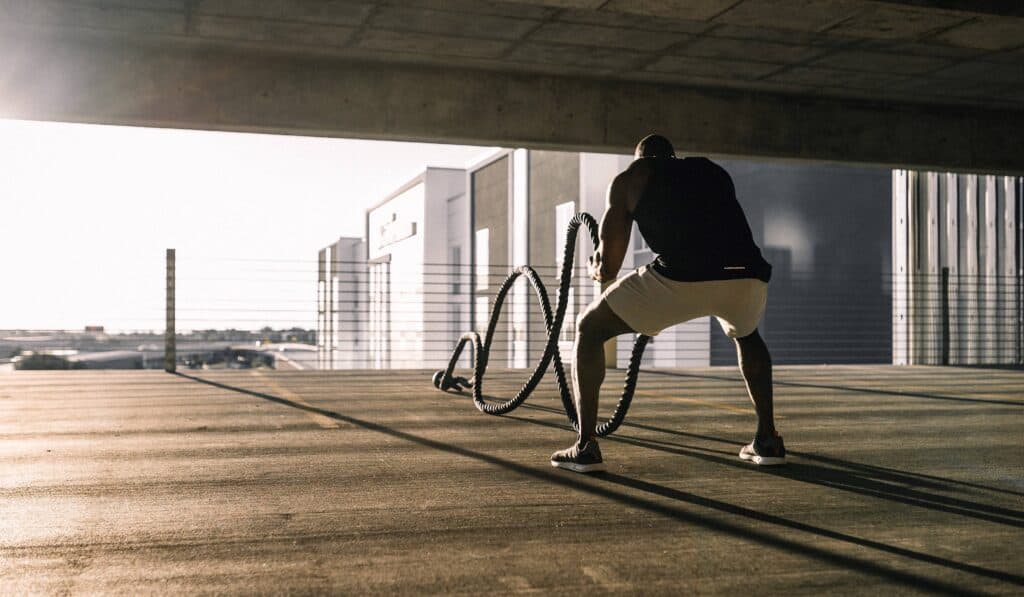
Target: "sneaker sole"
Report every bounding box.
[740,453,786,466]
[551,460,607,473]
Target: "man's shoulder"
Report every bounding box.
[616,158,657,188]
[632,156,727,176]
[680,157,734,188]
[624,156,658,174]
[680,156,726,172]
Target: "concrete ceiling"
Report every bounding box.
[3,0,1022,109]
[0,0,1021,171]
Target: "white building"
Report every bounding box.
[322,154,1007,370]
[365,167,467,368]
[317,150,714,370]
[459,148,709,370]
[317,237,366,369]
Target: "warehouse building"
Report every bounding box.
[318,152,1022,370]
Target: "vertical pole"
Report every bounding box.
[963,175,979,364]
[943,173,960,364]
[941,266,950,366]
[601,280,617,368]
[327,245,334,371]
[165,248,176,373]
[924,172,940,364]
[892,170,909,365]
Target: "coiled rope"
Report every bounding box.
[431,212,650,437]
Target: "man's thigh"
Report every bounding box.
[601,266,708,337]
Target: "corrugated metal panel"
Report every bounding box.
[894,170,1022,365]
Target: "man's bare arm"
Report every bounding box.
[590,173,633,282]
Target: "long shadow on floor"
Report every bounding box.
[513,401,1024,525]
[640,368,1024,407]
[617,416,1024,498]
[175,372,1022,594]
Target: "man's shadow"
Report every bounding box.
[642,368,1024,407]
[512,401,1024,529]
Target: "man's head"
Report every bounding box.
[634,134,675,159]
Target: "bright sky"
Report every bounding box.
[0,119,492,331]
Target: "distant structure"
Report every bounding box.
[318,237,367,370]
[316,151,713,370]
[364,168,466,368]
[318,168,466,369]
[316,151,944,369]
[462,149,711,369]
[893,172,1022,365]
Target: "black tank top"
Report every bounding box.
[632,157,771,283]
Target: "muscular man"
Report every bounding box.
[550,134,785,473]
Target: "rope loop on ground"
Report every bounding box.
[432,212,651,437]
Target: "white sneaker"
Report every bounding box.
[551,439,607,473]
[739,434,787,466]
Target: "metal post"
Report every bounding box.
[940,266,950,366]
[601,280,617,368]
[165,248,176,373]
[1017,176,1023,366]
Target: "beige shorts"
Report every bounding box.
[602,265,768,338]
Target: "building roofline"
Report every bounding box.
[319,236,363,253]
[366,172,426,213]
[466,148,512,174]
[365,166,467,214]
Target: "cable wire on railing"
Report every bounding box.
[162,244,1024,370]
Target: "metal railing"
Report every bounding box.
[4,256,1019,372]
[158,254,1021,371]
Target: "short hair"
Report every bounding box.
[635,134,675,158]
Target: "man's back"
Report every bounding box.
[629,156,770,283]
[550,134,783,475]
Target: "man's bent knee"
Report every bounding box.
[575,306,602,341]
[735,328,763,345]
[576,300,633,343]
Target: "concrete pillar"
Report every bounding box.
[922,172,941,364]
[892,170,910,365]
[164,248,176,373]
[511,149,529,369]
[316,249,322,370]
[326,245,333,370]
[941,173,961,364]
[981,176,999,361]
[1000,179,1020,363]
[961,175,980,363]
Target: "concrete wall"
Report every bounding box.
[526,150,580,362]
[317,237,365,370]
[442,172,472,360]
[332,237,367,370]
[528,151,580,268]
[471,154,511,367]
[368,180,426,368]
[713,160,893,365]
[3,32,1022,174]
[422,169,467,366]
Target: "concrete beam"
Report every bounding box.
[1,30,1021,174]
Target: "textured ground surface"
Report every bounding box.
[1,366,1022,595]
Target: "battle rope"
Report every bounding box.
[431,212,651,437]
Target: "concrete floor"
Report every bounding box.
[1,366,1022,595]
